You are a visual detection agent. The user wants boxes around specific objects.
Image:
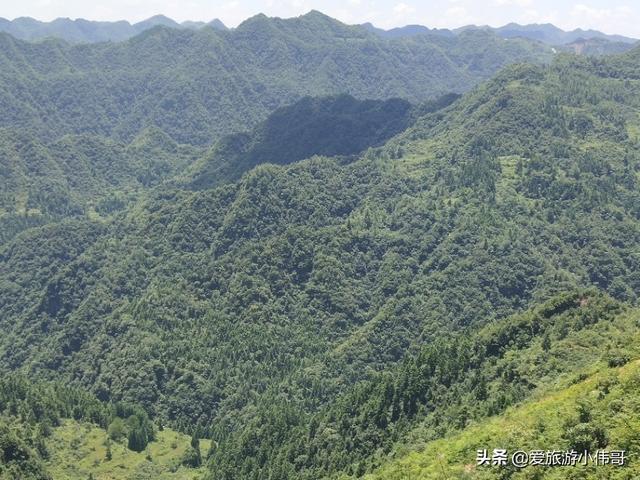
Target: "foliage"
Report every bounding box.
[0,12,552,146]
[1,24,640,480]
[363,353,640,479]
[181,93,424,189]
[0,127,201,244]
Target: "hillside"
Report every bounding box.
[181,93,421,190]
[0,10,554,244]
[0,11,553,145]
[1,41,640,478]
[560,37,636,56]
[0,127,202,244]
[365,347,640,479]
[0,376,210,479]
[204,291,640,479]
[2,293,638,479]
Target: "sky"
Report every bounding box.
[1,0,639,37]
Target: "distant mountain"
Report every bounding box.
[361,22,454,38]
[132,14,181,31]
[0,14,227,43]
[366,20,637,46]
[0,11,553,145]
[560,37,636,56]
[490,22,637,45]
[3,12,634,48]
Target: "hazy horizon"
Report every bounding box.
[1,1,638,37]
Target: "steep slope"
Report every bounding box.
[365,351,640,479]
[1,44,640,480]
[205,292,640,479]
[0,11,553,145]
[182,94,419,189]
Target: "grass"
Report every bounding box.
[362,359,640,480]
[46,421,211,480]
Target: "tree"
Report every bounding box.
[105,438,113,461]
[181,432,202,467]
[108,418,127,442]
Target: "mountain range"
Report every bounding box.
[0,14,227,43]
[0,10,553,147]
[2,9,640,480]
[459,22,637,45]
[0,11,636,47]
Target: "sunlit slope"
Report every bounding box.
[3,46,640,480]
[46,422,210,480]
[363,357,640,480]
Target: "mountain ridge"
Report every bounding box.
[0,14,228,43]
[0,15,553,145]
[0,11,635,46]
[367,19,637,45]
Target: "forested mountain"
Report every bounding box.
[364,298,640,479]
[0,15,227,43]
[366,20,637,45]
[487,22,636,45]
[0,127,202,244]
[0,11,553,146]
[2,38,640,479]
[561,37,636,56]
[0,10,554,246]
[181,94,424,190]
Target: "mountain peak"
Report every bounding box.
[134,14,179,28]
[301,10,334,20]
[207,18,227,31]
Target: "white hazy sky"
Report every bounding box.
[1,0,639,37]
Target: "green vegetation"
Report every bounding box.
[205,292,639,479]
[2,15,640,480]
[0,127,201,244]
[181,93,418,189]
[0,374,209,479]
[363,354,640,479]
[0,11,552,146]
[0,10,553,244]
[45,421,210,480]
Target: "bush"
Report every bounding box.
[107,418,127,442]
[607,352,630,368]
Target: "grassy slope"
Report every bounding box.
[362,312,640,480]
[44,422,210,480]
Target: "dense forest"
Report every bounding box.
[0,11,553,145]
[2,10,640,480]
[180,93,431,190]
[0,127,201,244]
